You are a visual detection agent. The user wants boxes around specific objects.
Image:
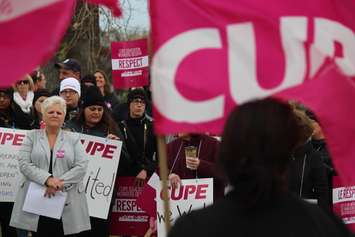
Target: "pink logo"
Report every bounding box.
[56,149,65,159]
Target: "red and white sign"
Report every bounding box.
[111,39,149,89]
[333,176,355,231]
[110,177,150,236]
[150,0,355,185]
[156,178,213,237]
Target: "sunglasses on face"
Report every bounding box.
[16,80,29,85]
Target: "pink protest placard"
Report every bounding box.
[150,0,355,186]
[333,176,355,231]
[110,177,150,236]
[111,39,149,89]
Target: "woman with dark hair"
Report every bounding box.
[168,98,351,237]
[31,89,50,129]
[65,86,130,237]
[288,109,329,210]
[94,69,119,110]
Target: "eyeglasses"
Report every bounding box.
[88,106,103,112]
[60,90,77,96]
[16,80,29,85]
[132,99,145,105]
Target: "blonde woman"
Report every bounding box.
[12,75,35,129]
[10,96,91,236]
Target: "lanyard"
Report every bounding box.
[170,139,202,174]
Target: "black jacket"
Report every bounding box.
[11,102,34,130]
[288,141,329,210]
[168,191,352,237]
[118,116,157,176]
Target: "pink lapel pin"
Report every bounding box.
[56,149,65,159]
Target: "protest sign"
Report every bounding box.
[0,128,26,202]
[333,176,355,231]
[156,178,213,237]
[79,134,122,219]
[0,128,122,219]
[110,177,150,236]
[111,38,149,89]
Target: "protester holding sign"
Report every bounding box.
[10,96,91,236]
[168,98,352,237]
[66,86,130,237]
[167,133,224,199]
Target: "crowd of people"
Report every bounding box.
[0,57,345,236]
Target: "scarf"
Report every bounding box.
[13,91,34,114]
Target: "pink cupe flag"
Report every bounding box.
[0,0,76,87]
[86,0,121,16]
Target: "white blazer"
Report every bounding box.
[10,129,91,235]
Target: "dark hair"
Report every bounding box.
[95,69,112,96]
[76,106,119,135]
[219,98,302,208]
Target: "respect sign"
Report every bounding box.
[110,177,150,236]
[156,178,213,237]
[111,38,149,89]
[333,176,355,232]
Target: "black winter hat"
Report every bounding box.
[0,87,13,98]
[81,74,97,86]
[127,88,147,104]
[81,86,105,108]
[33,89,50,105]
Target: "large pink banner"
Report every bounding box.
[150,0,355,185]
[111,39,149,89]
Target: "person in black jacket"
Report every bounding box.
[117,88,157,186]
[168,98,352,237]
[0,87,14,128]
[66,86,131,237]
[288,109,329,210]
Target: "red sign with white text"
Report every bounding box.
[110,177,150,236]
[111,39,149,89]
[333,176,355,232]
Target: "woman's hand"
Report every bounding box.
[169,173,181,189]
[46,177,64,190]
[44,187,57,198]
[135,169,147,187]
[107,134,119,140]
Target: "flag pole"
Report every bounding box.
[157,135,171,232]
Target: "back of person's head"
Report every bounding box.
[219,98,302,208]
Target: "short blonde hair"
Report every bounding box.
[14,74,34,91]
[41,96,67,116]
